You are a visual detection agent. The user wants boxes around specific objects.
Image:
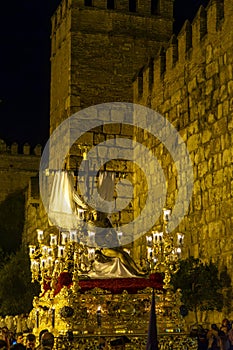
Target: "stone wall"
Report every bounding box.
[133,0,233,318]
[46,0,175,240]
[50,0,174,132]
[0,140,41,203]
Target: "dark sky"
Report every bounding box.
[0,0,209,149]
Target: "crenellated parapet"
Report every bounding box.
[50,0,174,58]
[133,0,228,101]
[0,139,42,156]
[50,0,174,132]
[133,0,233,302]
[0,141,42,204]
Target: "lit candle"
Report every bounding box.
[47,247,52,256]
[70,230,77,242]
[61,232,68,245]
[47,256,53,268]
[147,247,153,260]
[87,247,95,261]
[40,258,47,270]
[158,232,163,243]
[58,245,65,258]
[77,209,85,220]
[97,306,101,327]
[41,245,48,256]
[152,231,157,243]
[37,229,44,243]
[50,234,57,246]
[177,233,184,246]
[117,231,123,242]
[29,245,36,258]
[146,236,152,246]
[31,260,39,272]
[163,208,171,222]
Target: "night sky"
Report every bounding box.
[0,0,209,148]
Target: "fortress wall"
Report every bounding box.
[50,0,173,132]
[133,0,233,278]
[47,0,174,243]
[0,141,41,203]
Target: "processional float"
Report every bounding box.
[28,154,196,349]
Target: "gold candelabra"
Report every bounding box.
[146,208,184,331]
[29,216,99,295]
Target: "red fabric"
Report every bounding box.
[54,272,73,296]
[52,272,163,296]
[40,279,51,297]
[78,273,163,294]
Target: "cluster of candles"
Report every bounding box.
[29,228,98,282]
[146,208,184,265]
[146,231,184,261]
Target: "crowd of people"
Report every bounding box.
[0,328,54,350]
[1,318,233,350]
[196,319,233,350]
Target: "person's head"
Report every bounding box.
[211,324,219,336]
[26,333,36,350]
[41,332,54,350]
[1,328,8,338]
[39,330,48,343]
[222,318,229,326]
[16,332,24,344]
[0,340,7,350]
[222,318,231,331]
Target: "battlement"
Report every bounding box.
[0,139,42,157]
[51,0,173,34]
[50,0,174,51]
[133,0,229,99]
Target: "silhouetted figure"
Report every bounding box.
[41,332,54,350]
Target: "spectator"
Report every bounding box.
[25,334,36,350]
[10,333,25,350]
[228,322,233,350]
[35,330,48,350]
[0,340,7,350]
[207,324,221,350]
[41,332,54,350]
[1,327,10,350]
[221,319,231,335]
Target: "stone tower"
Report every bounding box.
[50,0,174,132]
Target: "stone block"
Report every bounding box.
[187,134,199,152]
[227,80,233,95]
[198,161,208,177]
[205,44,213,64]
[205,78,214,95]
[202,129,212,144]
[213,169,223,186]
